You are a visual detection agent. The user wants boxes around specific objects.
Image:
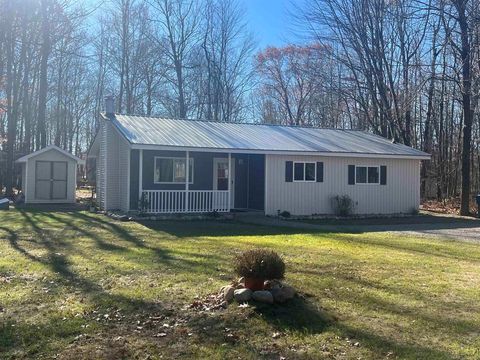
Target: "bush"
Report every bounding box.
[331,195,354,216]
[234,249,285,280]
[279,210,291,218]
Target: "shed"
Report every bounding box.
[16,145,84,204]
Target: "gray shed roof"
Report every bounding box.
[107,114,430,159]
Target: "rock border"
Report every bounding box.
[222,278,296,305]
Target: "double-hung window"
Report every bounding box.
[355,166,379,184]
[154,157,194,184]
[293,162,316,182]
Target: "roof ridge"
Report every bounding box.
[109,112,365,131]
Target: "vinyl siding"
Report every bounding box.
[97,120,130,211]
[265,154,420,216]
[97,121,107,209]
[24,149,77,204]
[129,151,262,210]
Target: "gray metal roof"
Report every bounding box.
[109,114,430,158]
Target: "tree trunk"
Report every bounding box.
[37,0,50,149]
[455,0,472,215]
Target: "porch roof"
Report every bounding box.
[106,114,430,159]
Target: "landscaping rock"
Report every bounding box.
[252,290,274,304]
[270,288,288,303]
[264,279,281,290]
[281,285,296,300]
[234,288,252,302]
[223,285,235,303]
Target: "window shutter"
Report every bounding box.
[316,162,324,182]
[285,161,293,182]
[380,165,387,185]
[348,165,355,185]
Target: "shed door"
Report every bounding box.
[35,161,68,200]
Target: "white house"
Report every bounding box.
[16,145,84,204]
[88,99,430,216]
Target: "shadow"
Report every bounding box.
[42,212,126,252]
[335,322,454,359]
[326,232,480,263]
[138,218,326,238]
[298,213,480,232]
[253,296,333,334]
[1,208,476,359]
[73,213,227,271]
[0,211,175,355]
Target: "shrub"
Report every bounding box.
[331,195,354,216]
[279,210,291,218]
[234,249,285,280]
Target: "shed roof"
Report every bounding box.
[16,145,84,164]
[105,114,430,159]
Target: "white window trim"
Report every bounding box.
[355,165,380,185]
[153,156,194,184]
[293,161,316,182]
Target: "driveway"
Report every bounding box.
[236,212,480,243]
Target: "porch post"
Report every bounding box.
[185,150,189,212]
[138,149,143,207]
[228,152,231,211]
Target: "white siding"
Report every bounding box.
[265,154,421,216]
[96,122,107,209]
[24,149,77,204]
[97,119,130,211]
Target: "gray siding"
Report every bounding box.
[265,154,420,216]
[97,122,106,209]
[97,120,130,211]
[24,149,77,204]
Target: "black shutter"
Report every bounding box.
[285,161,293,182]
[380,165,387,185]
[316,162,324,182]
[348,165,355,185]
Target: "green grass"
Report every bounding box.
[0,209,479,359]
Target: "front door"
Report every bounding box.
[35,161,68,200]
[213,158,235,208]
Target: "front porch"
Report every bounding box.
[132,149,265,214]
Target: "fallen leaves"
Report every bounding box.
[187,293,227,312]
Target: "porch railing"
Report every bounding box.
[141,190,230,214]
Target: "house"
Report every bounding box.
[16,145,84,204]
[88,97,430,216]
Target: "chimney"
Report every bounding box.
[105,95,115,116]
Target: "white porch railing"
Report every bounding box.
[141,190,230,214]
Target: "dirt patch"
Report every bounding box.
[421,197,478,215]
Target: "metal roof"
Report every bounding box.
[108,114,430,159]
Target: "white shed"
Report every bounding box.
[16,145,84,204]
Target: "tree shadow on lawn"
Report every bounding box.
[0,213,182,356]
[328,232,480,264]
[39,211,226,274]
[335,322,454,360]
[139,219,329,238]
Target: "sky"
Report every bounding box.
[84,0,306,50]
[242,0,299,49]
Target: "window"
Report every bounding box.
[293,162,316,182]
[355,166,379,184]
[154,157,193,183]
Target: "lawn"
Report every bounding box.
[0,209,479,359]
